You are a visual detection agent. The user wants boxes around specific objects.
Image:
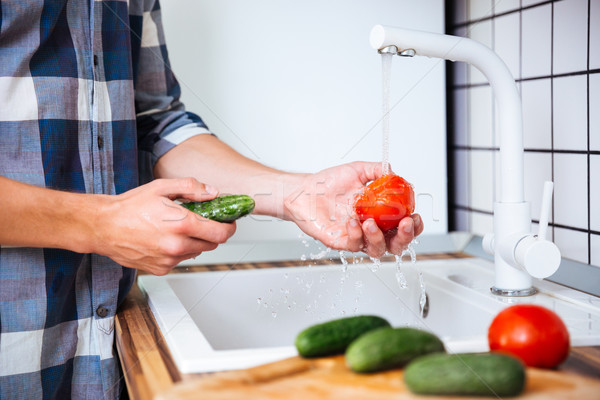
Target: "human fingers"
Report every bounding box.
[153,177,219,202]
[176,212,237,244]
[344,217,365,252]
[385,214,422,254]
[348,161,394,185]
[362,218,387,258]
[412,214,424,236]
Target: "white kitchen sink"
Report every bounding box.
[138,257,600,374]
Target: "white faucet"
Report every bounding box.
[370,25,561,296]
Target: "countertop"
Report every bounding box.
[115,253,600,400]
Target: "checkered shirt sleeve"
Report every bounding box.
[0,0,209,398]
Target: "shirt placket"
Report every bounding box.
[89,0,120,380]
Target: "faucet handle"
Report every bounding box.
[514,181,560,279]
[537,181,553,240]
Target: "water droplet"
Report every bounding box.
[394,255,408,289]
[369,257,381,272]
[354,280,364,289]
[339,251,348,273]
[271,311,277,318]
[418,270,427,318]
[256,297,262,304]
[300,254,307,261]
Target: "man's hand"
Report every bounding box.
[283,162,423,258]
[94,178,236,275]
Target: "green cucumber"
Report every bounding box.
[182,195,255,223]
[345,327,445,373]
[295,315,391,358]
[404,352,525,397]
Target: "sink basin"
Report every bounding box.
[138,257,600,373]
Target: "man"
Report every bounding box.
[0,0,422,398]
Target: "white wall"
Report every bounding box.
[160,0,447,241]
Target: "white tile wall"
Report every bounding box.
[454,89,469,146]
[553,153,588,229]
[591,0,600,69]
[467,20,493,84]
[553,75,588,151]
[523,152,553,222]
[553,0,589,75]
[591,74,600,151]
[591,155,600,232]
[522,0,549,6]
[495,0,521,14]
[554,227,588,264]
[452,27,469,86]
[521,4,552,78]
[468,86,493,147]
[469,150,494,212]
[471,212,494,237]
[494,12,521,80]
[450,1,599,268]
[521,79,552,149]
[592,234,600,266]
[454,149,470,207]
[469,0,493,20]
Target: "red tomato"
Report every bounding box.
[488,304,570,368]
[353,174,415,233]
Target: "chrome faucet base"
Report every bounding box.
[490,286,538,297]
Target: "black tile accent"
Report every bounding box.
[447,0,597,266]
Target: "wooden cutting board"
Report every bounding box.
[155,355,600,400]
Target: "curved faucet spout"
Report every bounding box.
[370,25,523,203]
[370,25,561,295]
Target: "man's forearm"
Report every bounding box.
[0,176,103,252]
[153,134,306,219]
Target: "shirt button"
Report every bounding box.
[96,306,108,318]
[97,135,104,150]
[93,54,99,67]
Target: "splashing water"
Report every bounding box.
[394,255,408,289]
[339,250,349,273]
[310,247,331,260]
[381,52,393,175]
[369,257,382,272]
[402,240,417,263]
[418,270,427,318]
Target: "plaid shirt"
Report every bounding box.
[0,0,210,398]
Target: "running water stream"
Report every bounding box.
[380,54,426,317]
[381,52,393,175]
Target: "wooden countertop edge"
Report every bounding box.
[115,253,600,400]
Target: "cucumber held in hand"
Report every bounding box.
[182,194,255,223]
[345,327,445,373]
[295,315,391,358]
[404,352,525,397]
